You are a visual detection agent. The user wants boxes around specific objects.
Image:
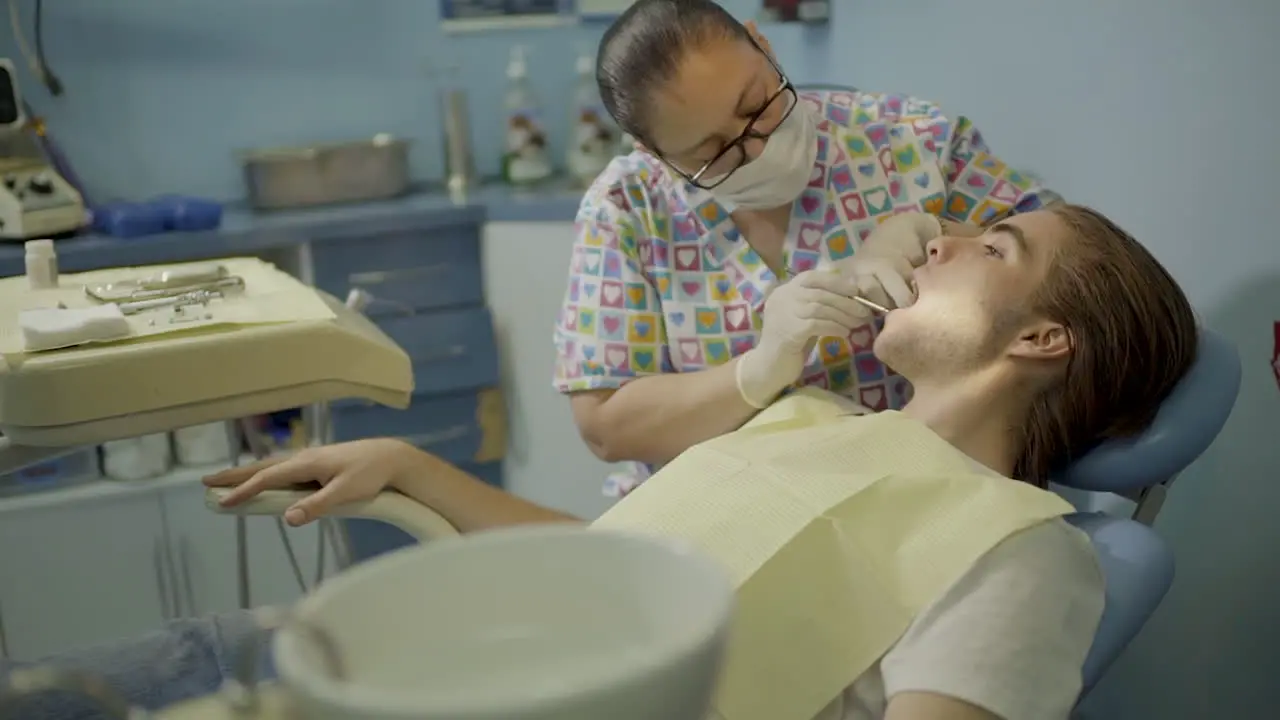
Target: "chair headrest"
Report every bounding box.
[1053,327,1241,493]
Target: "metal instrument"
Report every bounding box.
[117,289,226,316]
[853,295,889,314]
[85,264,237,303]
[82,262,245,320]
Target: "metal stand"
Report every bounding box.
[223,421,254,610]
[1126,477,1174,527]
[217,607,344,718]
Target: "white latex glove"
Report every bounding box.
[829,253,918,316]
[859,212,944,268]
[736,269,876,409]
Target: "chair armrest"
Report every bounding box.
[1066,512,1174,694]
[204,487,460,542]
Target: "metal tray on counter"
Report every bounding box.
[240,134,410,211]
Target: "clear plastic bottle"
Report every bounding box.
[501,45,553,186]
[566,50,618,188]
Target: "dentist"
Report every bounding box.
[554,0,1060,496]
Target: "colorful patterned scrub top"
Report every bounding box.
[553,90,1058,497]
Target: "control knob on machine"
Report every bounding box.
[27,173,54,195]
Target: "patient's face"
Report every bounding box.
[874,211,1068,379]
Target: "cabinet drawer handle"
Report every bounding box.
[400,425,470,448]
[414,344,468,364]
[348,264,449,287]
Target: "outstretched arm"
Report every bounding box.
[391,450,582,533]
[205,439,581,534]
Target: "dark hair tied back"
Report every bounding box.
[596,0,748,145]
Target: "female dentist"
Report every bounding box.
[556,0,1059,496]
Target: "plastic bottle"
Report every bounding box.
[566,50,618,188]
[24,238,58,290]
[501,45,553,186]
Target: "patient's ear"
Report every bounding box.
[1009,321,1071,361]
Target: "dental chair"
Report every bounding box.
[1055,326,1240,693]
[216,328,1242,704]
[0,247,1242,716]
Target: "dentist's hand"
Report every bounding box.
[859,212,944,267]
[736,269,871,408]
[834,254,917,316]
[203,438,432,526]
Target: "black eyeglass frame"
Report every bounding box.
[655,42,798,191]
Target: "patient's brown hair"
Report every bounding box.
[1014,204,1198,487]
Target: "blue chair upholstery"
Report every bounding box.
[1054,327,1241,693]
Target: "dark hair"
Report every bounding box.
[1014,204,1199,486]
[596,0,749,144]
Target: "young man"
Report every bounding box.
[5,205,1197,720]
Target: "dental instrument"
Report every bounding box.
[852,295,888,314]
[0,247,736,720]
[88,275,244,304]
[84,263,237,303]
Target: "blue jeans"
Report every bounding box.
[0,610,275,719]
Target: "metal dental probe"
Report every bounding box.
[853,295,890,314]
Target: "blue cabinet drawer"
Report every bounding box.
[311,226,482,314]
[373,307,499,395]
[330,388,506,467]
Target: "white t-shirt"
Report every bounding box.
[815,518,1105,720]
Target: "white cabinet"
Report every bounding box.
[0,492,168,660]
[0,472,339,661]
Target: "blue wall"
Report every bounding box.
[0,0,826,202]
[6,1,1280,717]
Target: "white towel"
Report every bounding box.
[20,304,131,352]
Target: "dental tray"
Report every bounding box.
[0,258,414,448]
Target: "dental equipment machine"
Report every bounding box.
[0,59,86,241]
[0,244,736,720]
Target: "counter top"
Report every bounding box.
[0,181,584,276]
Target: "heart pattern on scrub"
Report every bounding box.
[553,90,1051,497]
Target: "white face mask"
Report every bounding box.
[703,102,818,211]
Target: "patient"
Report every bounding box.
[1,204,1197,720]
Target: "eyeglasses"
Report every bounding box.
[671,46,797,191]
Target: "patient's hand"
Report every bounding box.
[203,439,434,526]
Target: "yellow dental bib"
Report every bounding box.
[590,389,1075,720]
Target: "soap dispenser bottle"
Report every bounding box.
[501,45,553,186]
[566,49,618,188]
